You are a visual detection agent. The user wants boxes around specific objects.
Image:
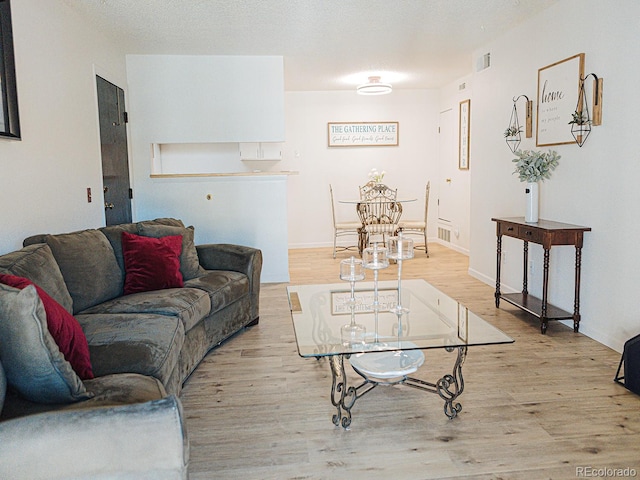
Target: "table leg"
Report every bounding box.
[404,346,467,419]
[541,247,550,334]
[573,246,583,332]
[357,227,368,257]
[436,346,467,419]
[328,355,358,428]
[495,235,502,307]
[522,240,529,295]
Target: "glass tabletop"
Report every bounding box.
[288,279,513,357]
[338,198,417,204]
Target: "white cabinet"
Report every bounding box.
[239,142,282,161]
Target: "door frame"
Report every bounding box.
[92,64,134,224]
[437,105,471,255]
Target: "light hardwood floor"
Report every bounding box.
[181,244,640,479]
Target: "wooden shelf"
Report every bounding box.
[499,293,573,320]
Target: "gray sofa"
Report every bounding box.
[0,218,262,478]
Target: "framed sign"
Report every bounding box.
[458,100,470,169]
[536,53,584,146]
[328,122,399,147]
[0,0,20,139]
[331,288,398,315]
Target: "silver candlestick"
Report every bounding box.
[339,257,366,346]
[388,231,414,323]
[362,243,389,342]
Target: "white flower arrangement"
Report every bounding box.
[368,168,386,184]
[512,149,560,182]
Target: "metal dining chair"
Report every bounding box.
[359,182,397,201]
[329,184,361,258]
[356,198,403,255]
[398,181,430,256]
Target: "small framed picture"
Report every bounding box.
[458,100,470,169]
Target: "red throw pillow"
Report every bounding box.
[122,231,184,295]
[0,274,94,380]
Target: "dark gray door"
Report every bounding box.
[96,75,132,225]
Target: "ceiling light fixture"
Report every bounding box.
[357,76,392,95]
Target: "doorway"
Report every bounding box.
[438,107,471,252]
[438,108,455,224]
[96,75,132,225]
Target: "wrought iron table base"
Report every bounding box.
[328,346,467,428]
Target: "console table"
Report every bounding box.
[492,217,591,334]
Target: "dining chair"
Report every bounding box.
[356,198,403,255]
[329,184,361,258]
[359,182,397,201]
[398,181,430,256]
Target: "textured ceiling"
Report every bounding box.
[62,0,558,91]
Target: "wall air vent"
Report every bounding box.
[438,227,451,243]
[476,52,491,72]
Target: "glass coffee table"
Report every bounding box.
[287,279,514,428]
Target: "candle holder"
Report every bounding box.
[339,257,366,346]
[362,243,389,342]
[340,257,366,305]
[388,232,414,318]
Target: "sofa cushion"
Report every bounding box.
[76,313,185,387]
[0,243,73,314]
[46,229,122,314]
[0,284,91,404]
[0,373,167,420]
[137,222,205,281]
[122,231,184,295]
[80,287,210,334]
[81,373,167,407]
[184,270,249,315]
[0,274,93,380]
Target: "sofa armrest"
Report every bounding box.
[196,244,263,322]
[0,395,188,480]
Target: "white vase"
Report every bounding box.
[525,181,539,223]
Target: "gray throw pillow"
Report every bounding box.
[137,223,205,280]
[46,230,122,314]
[99,223,139,277]
[0,360,6,413]
[146,218,185,228]
[0,284,92,404]
[0,243,73,314]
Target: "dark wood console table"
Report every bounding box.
[492,217,591,334]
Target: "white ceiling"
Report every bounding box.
[63,0,558,91]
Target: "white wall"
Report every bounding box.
[280,90,440,249]
[465,0,640,352]
[0,0,126,254]
[125,55,285,144]
[125,55,290,282]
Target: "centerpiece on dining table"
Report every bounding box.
[368,168,386,185]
